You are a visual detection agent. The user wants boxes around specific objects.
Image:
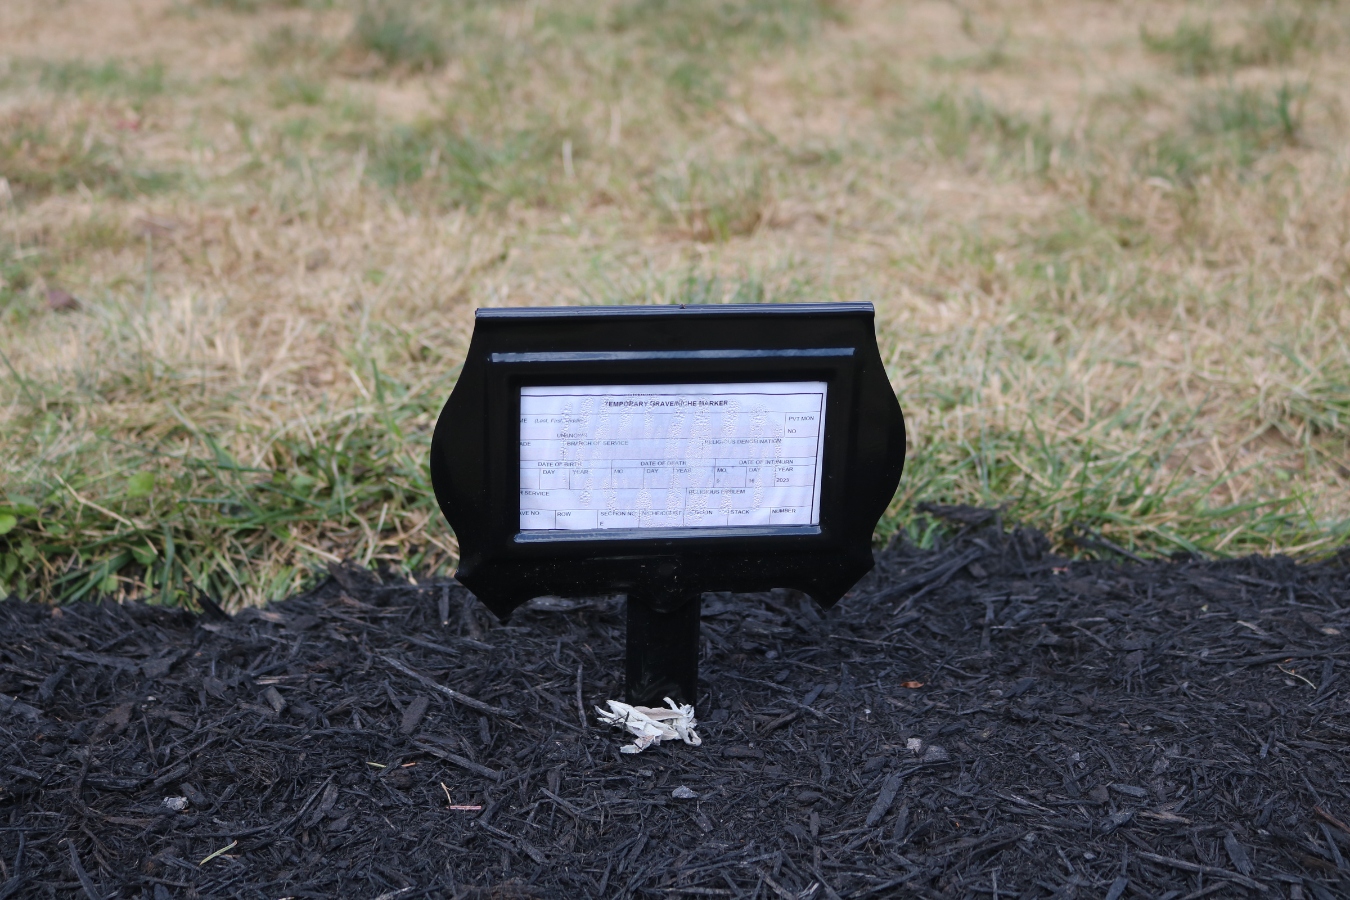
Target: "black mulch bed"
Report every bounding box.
[3,524,1350,900]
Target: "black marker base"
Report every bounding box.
[625,594,700,707]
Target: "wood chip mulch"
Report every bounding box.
[3,523,1349,899]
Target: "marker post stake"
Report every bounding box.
[627,592,701,707]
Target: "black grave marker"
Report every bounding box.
[430,302,906,706]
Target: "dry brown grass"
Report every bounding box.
[1,0,1347,605]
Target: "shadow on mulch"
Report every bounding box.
[2,522,1349,899]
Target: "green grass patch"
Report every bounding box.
[0,216,130,320]
[610,0,844,104]
[253,25,338,68]
[0,367,452,605]
[927,30,1013,73]
[1259,348,1350,441]
[65,215,132,254]
[1142,19,1228,76]
[196,0,316,12]
[39,60,167,103]
[270,73,326,107]
[876,322,1348,557]
[1243,8,1318,66]
[360,119,577,211]
[1143,9,1318,75]
[1190,83,1303,146]
[0,118,179,204]
[609,0,843,51]
[1139,83,1304,183]
[351,1,448,71]
[339,0,843,100]
[881,409,1346,557]
[0,243,48,312]
[649,156,770,241]
[891,91,1060,175]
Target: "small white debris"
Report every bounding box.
[162,796,188,811]
[526,595,588,612]
[262,686,286,715]
[671,786,699,800]
[922,744,949,763]
[595,697,702,754]
[905,737,923,754]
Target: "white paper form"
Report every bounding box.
[519,382,827,532]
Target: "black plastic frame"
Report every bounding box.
[431,303,906,624]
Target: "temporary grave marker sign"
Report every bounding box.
[430,303,906,707]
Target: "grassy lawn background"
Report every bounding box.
[1,0,1347,607]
